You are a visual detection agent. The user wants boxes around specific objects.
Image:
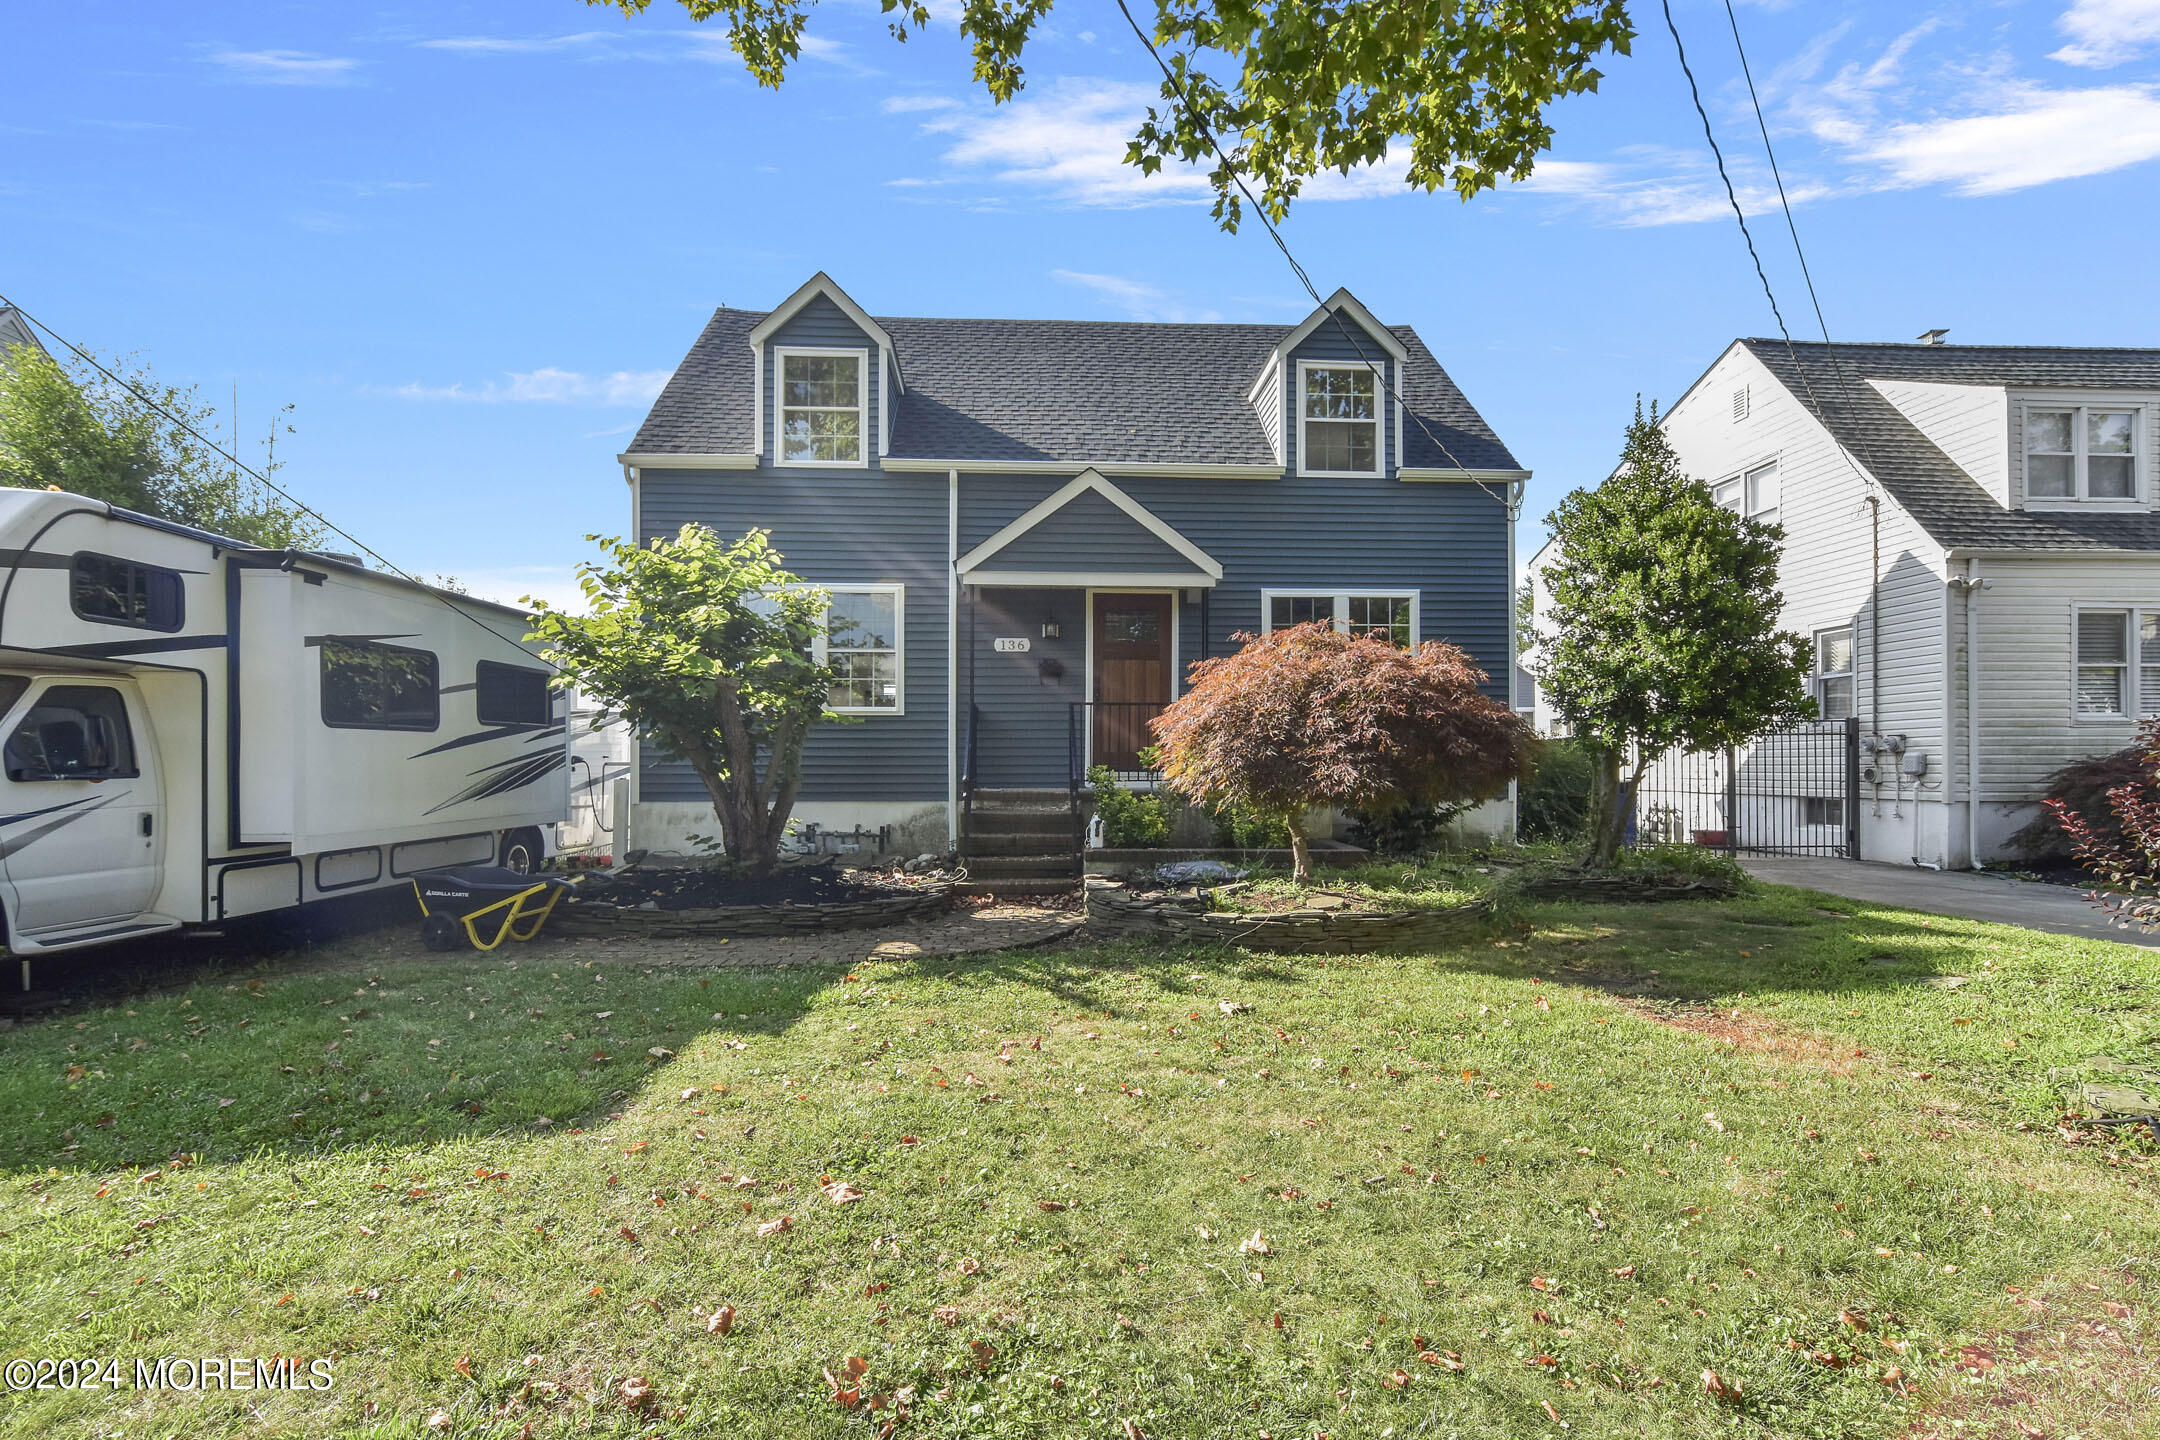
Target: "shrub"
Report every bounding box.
[2047,719,2160,929]
[1090,765,1173,848]
[1517,738,1593,842]
[1152,622,1533,881]
[2011,743,2145,863]
[1346,801,1468,857]
[1211,800,1293,849]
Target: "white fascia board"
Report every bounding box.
[1397,466,1533,482]
[956,468,1224,580]
[617,452,760,469]
[745,271,905,393]
[965,570,1218,588]
[882,456,1279,478]
[1275,288,1410,367]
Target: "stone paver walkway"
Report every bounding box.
[555,900,1085,968]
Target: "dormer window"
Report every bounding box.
[2025,405,2138,502]
[777,348,865,465]
[1299,363,1381,475]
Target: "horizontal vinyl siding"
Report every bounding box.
[986,491,1196,573]
[1666,346,1949,771]
[1872,380,2009,506]
[764,295,881,469]
[1287,323,1396,477]
[966,587,1087,787]
[638,469,946,804]
[1969,556,2160,799]
[957,470,1512,716]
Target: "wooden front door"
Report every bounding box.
[1092,592,1172,773]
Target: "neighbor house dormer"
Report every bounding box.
[1247,287,1407,478]
[745,272,902,469]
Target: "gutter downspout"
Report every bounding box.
[947,467,959,852]
[624,464,641,860]
[1965,557,1983,870]
[1506,478,1521,843]
[1866,495,1881,735]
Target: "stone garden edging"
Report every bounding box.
[552,883,956,939]
[1083,878,1491,954]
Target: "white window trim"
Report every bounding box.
[816,583,905,716]
[2020,394,2146,509]
[1259,587,1420,645]
[2070,602,2160,724]
[1294,359,1386,479]
[1712,456,1780,518]
[1813,624,1853,721]
[773,345,870,469]
[1082,586,1181,784]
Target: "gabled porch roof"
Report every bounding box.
[956,470,1223,588]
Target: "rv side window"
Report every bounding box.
[475,661,552,726]
[320,640,440,731]
[71,552,184,632]
[4,685,138,782]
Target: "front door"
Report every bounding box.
[1091,592,1172,773]
[0,677,164,938]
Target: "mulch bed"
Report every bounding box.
[1516,871,1739,903]
[570,862,903,911]
[551,862,958,940]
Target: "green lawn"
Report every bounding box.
[2,881,2155,1438]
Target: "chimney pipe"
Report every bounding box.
[1917,328,1950,346]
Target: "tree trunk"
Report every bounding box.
[1585,744,1627,870]
[1289,827,1313,884]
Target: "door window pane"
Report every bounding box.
[1101,608,1161,645]
[4,686,137,781]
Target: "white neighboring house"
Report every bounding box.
[1532,334,2160,869]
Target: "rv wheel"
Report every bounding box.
[500,828,544,874]
[421,914,466,952]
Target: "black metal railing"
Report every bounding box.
[961,703,983,829]
[1631,717,1861,858]
[1067,701,1169,864]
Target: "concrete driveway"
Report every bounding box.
[1740,853,2160,949]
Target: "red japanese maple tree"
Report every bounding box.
[2047,718,2160,930]
[1151,622,1534,881]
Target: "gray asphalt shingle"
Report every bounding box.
[628,306,1521,471]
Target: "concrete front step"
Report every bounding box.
[968,787,1073,807]
[966,809,1076,838]
[961,831,1078,856]
[957,878,1082,898]
[962,853,1080,879]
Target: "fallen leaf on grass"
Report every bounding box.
[755,1214,794,1238]
[1037,1199,1068,1213]
[958,1257,981,1275]
[1417,1349,1464,1371]
[934,1306,961,1326]
[1542,1399,1562,1423]
[707,1304,736,1335]
[819,1178,866,1205]
[1239,1230,1272,1256]
[1838,1308,1869,1331]
[1701,1368,1740,1400]
[1384,1368,1410,1389]
[1610,1266,1636,1278]
[619,1376,655,1410]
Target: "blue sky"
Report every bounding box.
[7,0,2160,605]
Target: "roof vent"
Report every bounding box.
[1917,328,1950,346]
[1731,384,1750,422]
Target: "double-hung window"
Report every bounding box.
[1263,589,1417,648]
[1713,461,1780,521]
[1814,626,1853,721]
[2075,608,2160,718]
[777,349,866,465]
[1298,364,1381,475]
[2025,405,2140,501]
[819,585,903,714]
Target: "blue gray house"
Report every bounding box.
[617,272,1527,882]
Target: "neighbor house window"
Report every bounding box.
[1815,626,1853,720]
[2075,608,2160,718]
[1299,364,1380,474]
[1802,796,1844,828]
[321,639,439,731]
[2026,406,2139,501]
[1713,462,1779,521]
[819,585,902,713]
[777,349,865,465]
[1263,590,1418,648]
[71,552,183,632]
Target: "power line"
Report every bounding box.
[0,290,554,667]
[1719,0,1888,490]
[1112,0,1521,521]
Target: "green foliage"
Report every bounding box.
[0,343,321,547]
[1210,797,1292,849]
[1515,576,1536,655]
[1345,799,1467,857]
[528,526,835,874]
[1517,736,1593,842]
[1539,402,1811,863]
[1089,764,1173,848]
[587,0,1635,231]
[2011,741,2145,863]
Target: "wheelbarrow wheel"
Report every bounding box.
[421,913,467,952]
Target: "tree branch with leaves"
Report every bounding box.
[587,0,1635,229]
[527,525,838,875]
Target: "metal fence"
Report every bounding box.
[1632,717,1860,858]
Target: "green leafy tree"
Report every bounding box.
[587,0,1634,229]
[0,343,321,548]
[527,526,836,875]
[1537,402,1810,867]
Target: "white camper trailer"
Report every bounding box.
[0,489,568,967]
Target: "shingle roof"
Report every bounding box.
[629,305,1521,471]
[1742,338,2160,552]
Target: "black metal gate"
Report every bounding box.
[1631,717,1860,859]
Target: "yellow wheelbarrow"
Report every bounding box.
[413,866,573,952]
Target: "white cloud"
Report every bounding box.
[1049,269,1223,322]
[1512,153,1831,228]
[2052,0,2160,68]
[1862,82,2160,193]
[444,566,588,614]
[921,79,1207,207]
[796,34,879,75]
[881,94,961,114]
[419,33,612,54]
[393,368,671,406]
[208,50,360,86]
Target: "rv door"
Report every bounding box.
[0,676,165,938]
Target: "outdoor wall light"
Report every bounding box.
[1040,619,1061,639]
